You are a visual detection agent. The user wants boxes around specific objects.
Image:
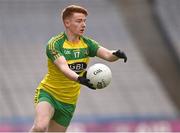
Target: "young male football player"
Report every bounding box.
[30,5,127,132]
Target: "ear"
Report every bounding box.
[64,19,70,28]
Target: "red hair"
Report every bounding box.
[61,5,88,21]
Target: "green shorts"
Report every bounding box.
[34,89,76,127]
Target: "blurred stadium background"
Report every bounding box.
[0,0,180,132]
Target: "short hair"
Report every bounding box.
[61,5,88,21]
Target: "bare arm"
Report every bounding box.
[53,56,95,89]
[96,46,119,62]
[54,56,79,81]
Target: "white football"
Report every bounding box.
[86,63,112,89]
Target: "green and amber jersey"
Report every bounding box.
[37,32,100,104]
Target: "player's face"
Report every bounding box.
[65,13,86,36]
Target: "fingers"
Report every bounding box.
[113,50,127,63]
[87,79,96,90]
[123,53,127,63]
[88,84,96,90]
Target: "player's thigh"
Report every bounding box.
[34,101,54,126]
[48,120,67,132]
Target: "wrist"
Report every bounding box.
[77,76,81,82]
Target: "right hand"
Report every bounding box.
[77,71,96,90]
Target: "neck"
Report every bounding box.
[65,30,80,43]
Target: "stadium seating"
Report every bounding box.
[155,0,180,60]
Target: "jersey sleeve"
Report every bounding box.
[83,37,100,57]
[46,38,63,62]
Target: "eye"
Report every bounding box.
[76,19,82,23]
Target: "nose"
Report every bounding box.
[82,21,86,28]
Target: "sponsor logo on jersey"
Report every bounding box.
[64,50,71,55]
[68,62,87,73]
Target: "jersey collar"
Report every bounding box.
[63,32,82,41]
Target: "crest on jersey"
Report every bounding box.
[84,49,89,56]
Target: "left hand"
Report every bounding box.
[112,49,127,63]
